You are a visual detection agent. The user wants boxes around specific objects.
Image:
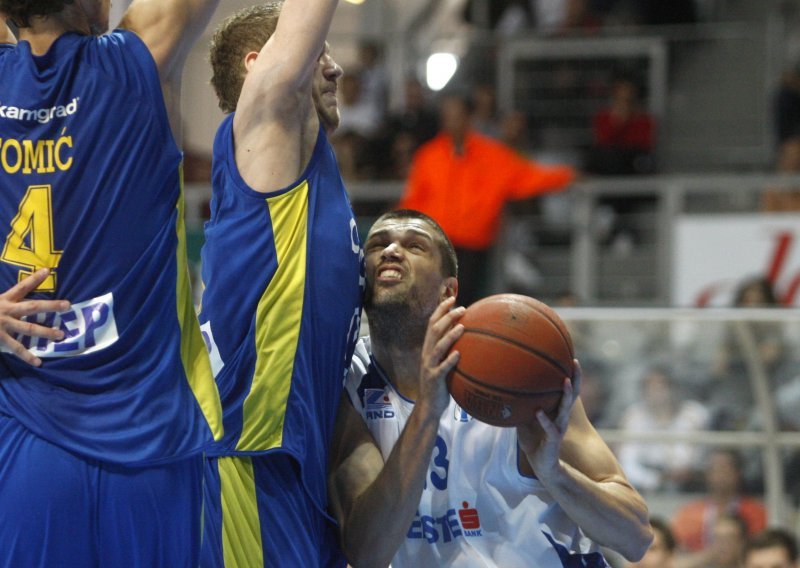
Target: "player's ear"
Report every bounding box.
[442,277,458,302]
[243,51,259,72]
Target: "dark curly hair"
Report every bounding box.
[0,0,72,28]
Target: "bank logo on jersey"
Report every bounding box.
[407,501,483,544]
[1,292,118,358]
[365,388,395,420]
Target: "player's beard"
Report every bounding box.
[365,284,437,349]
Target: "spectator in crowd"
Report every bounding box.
[671,449,767,553]
[773,62,800,146]
[355,40,388,118]
[743,529,799,568]
[333,74,383,179]
[471,83,501,138]
[617,366,710,492]
[531,0,601,34]
[387,78,440,147]
[631,517,677,568]
[338,74,382,140]
[500,109,533,156]
[560,0,602,34]
[586,73,656,176]
[463,0,612,32]
[385,130,419,180]
[674,512,748,568]
[578,357,612,428]
[637,0,696,25]
[379,78,439,180]
[397,91,576,306]
[714,276,788,385]
[701,275,792,432]
[462,0,532,31]
[585,72,657,247]
[762,136,800,212]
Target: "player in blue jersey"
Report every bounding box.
[328,210,653,567]
[198,1,363,567]
[0,2,222,565]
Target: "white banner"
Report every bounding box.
[672,214,800,307]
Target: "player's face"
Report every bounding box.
[364,218,452,316]
[312,43,344,133]
[744,547,795,568]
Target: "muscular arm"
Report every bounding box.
[328,395,442,568]
[328,298,464,567]
[519,368,653,561]
[233,0,339,192]
[118,0,219,144]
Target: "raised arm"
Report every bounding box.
[517,362,653,562]
[233,0,340,192]
[120,0,218,80]
[0,10,16,44]
[119,0,219,143]
[238,0,338,110]
[328,299,464,567]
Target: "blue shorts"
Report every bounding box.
[0,412,204,567]
[202,453,345,567]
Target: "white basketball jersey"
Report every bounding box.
[345,337,610,568]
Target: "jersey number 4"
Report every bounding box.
[1,185,62,292]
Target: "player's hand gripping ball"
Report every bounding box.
[446,294,574,427]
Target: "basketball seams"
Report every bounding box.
[451,368,563,398]
[460,327,572,377]
[524,301,575,361]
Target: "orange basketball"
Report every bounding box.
[446,294,574,427]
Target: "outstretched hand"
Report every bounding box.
[417,296,465,417]
[0,269,70,367]
[517,359,582,480]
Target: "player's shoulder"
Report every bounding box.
[82,29,146,55]
[74,30,156,85]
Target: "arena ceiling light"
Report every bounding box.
[343,0,366,4]
[426,52,458,91]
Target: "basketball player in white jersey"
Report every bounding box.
[328,209,653,567]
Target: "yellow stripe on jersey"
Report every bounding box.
[175,166,223,440]
[220,456,264,567]
[236,181,308,451]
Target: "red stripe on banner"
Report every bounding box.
[767,231,793,283]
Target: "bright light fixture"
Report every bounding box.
[344,0,365,4]
[426,52,458,91]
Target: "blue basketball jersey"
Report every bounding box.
[0,31,222,465]
[199,114,364,511]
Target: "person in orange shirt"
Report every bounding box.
[671,449,767,553]
[397,92,575,306]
